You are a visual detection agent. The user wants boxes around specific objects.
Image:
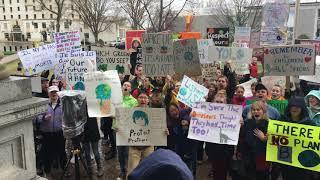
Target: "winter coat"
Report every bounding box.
[305,90,320,126]
[39,100,63,133]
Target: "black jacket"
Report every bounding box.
[82,117,100,142]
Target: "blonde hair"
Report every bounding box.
[248,101,269,121]
[214,90,227,103]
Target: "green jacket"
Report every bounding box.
[112,95,138,129]
[305,90,320,126]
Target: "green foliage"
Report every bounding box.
[98,64,108,72]
[297,34,310,39]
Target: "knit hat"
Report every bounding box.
[128,149,194,180]
[255,83,268,91]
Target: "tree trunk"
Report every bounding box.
[56,16,61,32]
[94,32,99,44]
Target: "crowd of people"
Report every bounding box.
[31,57,320,180]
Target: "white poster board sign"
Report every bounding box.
[116,107,167,146]
[92,46,130,75]
[209,47,253,63]
[264,45,316,76]
[239,78,257,97]
[198,39,214,64]
[177,75,209,107]
[142,33,174,76]
[84,70,123,117]
[31,76,41,93]
[54,31,81,53]
[234,27,251,44]
[300,57,320,83]
[65,54,96,90]
[18,43,57,75]
[188,102,242,145]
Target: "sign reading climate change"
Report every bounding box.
[116,107,167,146]
[188,102,242,145]
[207,28,229,46]
[142,33,174,76]
[84,71,123,117]
[177,76,209,108]
[173,39,201,76]
[267,120,320,172]
[264,45,316,76]
[18,43,57,75]
[92,46,130,75]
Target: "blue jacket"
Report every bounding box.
[38,100,63,133]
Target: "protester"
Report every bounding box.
[113,81,138,179]
[166,103,181,151]
[305,90,320,126]
[232,85,246,106]
[82,116,104,177]
[130,64,144,91]
[245,82,258,102]
[240,101,270,180]
[132,76,153,98]
[242,83,280,120]
[36,86,66,180]
[101,116,116,160]
[128,149,194,180]
[249,57,258,78]
[268,84,285,100]
[216,75,236,103]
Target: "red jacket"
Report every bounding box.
[249,63,258,78]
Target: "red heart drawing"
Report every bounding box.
[264,48,269,54]
[305,56,312,63]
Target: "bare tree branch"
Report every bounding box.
[37,0,66,31]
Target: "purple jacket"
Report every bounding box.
[39,100,63,133]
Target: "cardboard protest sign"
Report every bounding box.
[54,50,95,80]
[260,27,287,46]
[300,57,320,83]
[18,43,57,75]
[201,63,217,80]
[239,78,257,97]
[54,31,81,53]
[173,39,201,76]
[207,28,229,46]
[177,75,209,107]
[126,30,145,50]
[64,54,96,90]
[84,70,123,117]
[116,107,167,146]
[266,120,320,172]
[142,33,174,76]
[188,102,242,145]
[234,27,251,45]
[262,1,289,28]
[234,63,250,75]
[264,45,316,76]
[198,39,214,64]
[92,46,130,75]
[295,39,320,56]
[250,31,260,48]
[179,32,201,40]
[209,47,253,63]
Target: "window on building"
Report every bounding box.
[3,23,7,29]
[84,23,88,29]
[4,33,9,39]
[64,21,69,29]
[71,5,73,10]
[42,14,44,19]
[34,14,36,19]
[26,22,30,29]
[84,33,89,39]
[42,22,46,28]
[72,14,74,18]
[9,0,11,4]
[27,32,31,38]
[17,0,19,3]
[2,0,4,5]
[3,15,5,20]
[33,6,35,10]
[25,0,27,3]
[18,15,20,19]
[33,0,34,2]
[10,7,12,12]
[51,21,55,30]
[25,6,27,11]
[26,14,28,19]
[17,7,20,11]
[10,15,13,19]
[3,7,5,12]
[34,22,38,28]
[49,5,52,10]
[50,14,53,19]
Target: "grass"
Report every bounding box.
[5,59,19,75]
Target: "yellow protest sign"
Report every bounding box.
[266,120,320,172]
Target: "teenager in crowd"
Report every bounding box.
[242,83,280,120]
[132,76,153,98]
[128,149,194,180]
[280,97,314,180]
[130,64,144,91]
[240,101,270,180]
[166,103,181,151]
[232,86,246,107]
[305,90,320,126]
[217,75,236,103]
[268,84,285,100]
[245,82,258,102]
[82,116,104,177]
[113,81,138,179]
[249,57,258,78]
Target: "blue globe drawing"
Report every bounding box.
[179,87,188,96]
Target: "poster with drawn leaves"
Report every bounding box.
[142,33,174,76]
[116,107,167,146]
[92,46,130,75]
[177,75,209,108]
[173,39,201,76]
[18,43,57,75]
[84,70,123,117]
[187,102,242,145]
[264,45,316,76]
[64,53,97,90]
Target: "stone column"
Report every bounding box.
[0,76,48,180]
